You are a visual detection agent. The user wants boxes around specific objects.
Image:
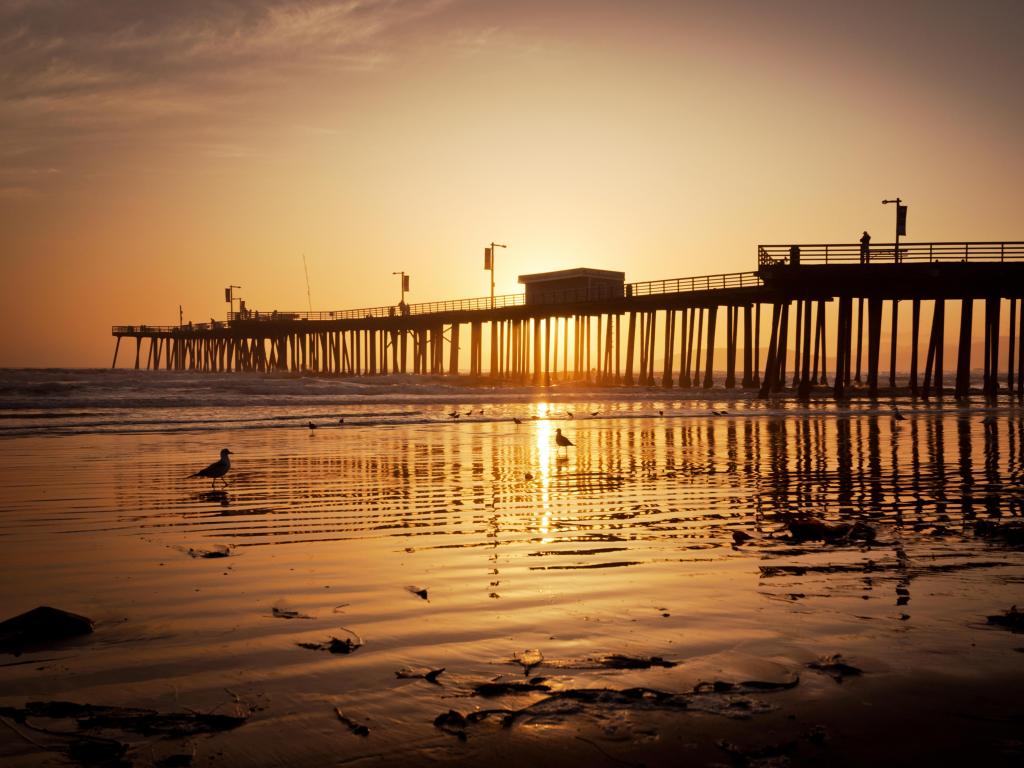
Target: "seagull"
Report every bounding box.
[590,411,599,417]
[513,417,522,425]
[188,449,232,488]
[658,410,664,417]
[448,411,460,419]
[338,417,345,425]
[566,412,574,419]
[308,421,317,430]
[892,407,906,421]
[555,428,574,457]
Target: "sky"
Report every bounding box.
[1,0,1022,367]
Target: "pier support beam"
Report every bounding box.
[798,299,813,399]
[725,306,737,388]
[773,302,789,392]
[910,299,921,395]
[834,297,852,400]
[742,305,753,388]
[923,299,945,398]
[955,298,973,398]
[759,303,782,399]
[703,306,717,389]
[1008,298,1017,394]
[867,298,883,397]
[855,298,864,384]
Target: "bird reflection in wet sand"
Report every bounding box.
[196,489,230,506]
[555,428,574,459]
[187,448,232,488]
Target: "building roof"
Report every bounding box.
[517,267,625,284]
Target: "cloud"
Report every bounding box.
[2,1,451,101]
[0,0,453,188]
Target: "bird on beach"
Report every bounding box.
[448,411,460,419]
[188,449,232,488]
[513,417,522,425]
[590,411,599,417]
[555,428,574,457]
[308,421,317,430]
[338,417,345,425]
[892,407,906,421]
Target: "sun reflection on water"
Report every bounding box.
[532,402,554,541]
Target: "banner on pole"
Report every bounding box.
[896,205,907,236]
[484,247,492,270]
[402,275,410,292]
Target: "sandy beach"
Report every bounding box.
[1,381,1023,766]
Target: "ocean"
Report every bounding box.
[1,368,1022,766]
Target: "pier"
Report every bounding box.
[112,241,1024,399]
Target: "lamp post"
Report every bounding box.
[882,198,907,263]
[484,242,507,308]
[225,285,242,319]
[392,271,410,308]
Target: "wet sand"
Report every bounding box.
[1,398,1023,766]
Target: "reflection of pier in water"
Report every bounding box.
[112,241,1024,400]
[117,410,1023,592]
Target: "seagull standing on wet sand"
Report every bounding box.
[555,428,574,458]
[188,449,232,488]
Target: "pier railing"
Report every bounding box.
[758,241,1024,266]
[628,271,761,295]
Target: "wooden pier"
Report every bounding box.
[112,241,1024,399]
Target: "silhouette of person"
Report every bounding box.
[859,231,871,264]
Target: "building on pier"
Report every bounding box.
[518,268,625,305]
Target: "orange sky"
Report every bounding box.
[1,0,1022,367]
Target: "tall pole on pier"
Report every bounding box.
[392,271,409,305]
[882,198,907,262]
[484,242,506,309]
[225,285,241,319]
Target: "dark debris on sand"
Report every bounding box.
[807,654,863,682]
[298,635,363,654]
[986,605,1024,632]
[597,654,678,669]
[0,700,247,767]
[0,606,94,655]
[974,521,1024,549]
[473,681,552,697]
[0,701,249,737]
[334,707,370,736]
[271,607,313,620]
[434,675,805,740]
[786,519,876,545]
[396,667,445,683]
[186,545,231,559]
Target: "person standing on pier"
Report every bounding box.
[860,231,871,263]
